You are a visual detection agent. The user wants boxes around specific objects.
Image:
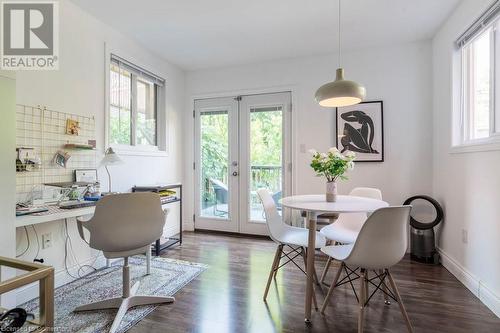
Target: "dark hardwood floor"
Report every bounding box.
[130,231,499,333]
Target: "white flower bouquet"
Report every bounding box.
[309,147,355,201]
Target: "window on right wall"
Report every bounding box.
[455,3,500,147]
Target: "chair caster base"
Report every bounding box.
[305,318,312,324]
[74,281,175,333]
[384,300,391,305]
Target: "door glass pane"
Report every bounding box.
[136,79,157,146]
[200,110,229,219]
[249,106,283,221]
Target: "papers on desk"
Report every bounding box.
[16,204,96,228]
[159,189,178,204]
[16,206,49,216]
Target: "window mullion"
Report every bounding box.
[463,46,472,142]
[131,73,138,146]
[489,27,496,135]
[493,23,499,134]
[460,47,467,143]
[154,85,158,146]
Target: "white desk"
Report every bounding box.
[15,205,152,274]
[16,206,95,228]
[280,194,389,323]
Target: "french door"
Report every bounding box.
[194,92,292,235]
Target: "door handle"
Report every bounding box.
[232,171,239,176]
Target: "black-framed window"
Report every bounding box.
[109,54,164,147]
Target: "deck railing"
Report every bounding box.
[250,165,282,193]
[202,165,282,207]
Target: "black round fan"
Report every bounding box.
[403,195,444,264]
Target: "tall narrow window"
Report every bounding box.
[455,3,499,146]
[136,78,157,146]
[109,54,164,148]
[110,63,132,145]
[462,26,493,141]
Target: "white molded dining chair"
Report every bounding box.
[320,206,413,333]
[257,189,326,305]
[319,187,382,283]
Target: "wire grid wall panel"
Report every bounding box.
[15,105,97,203]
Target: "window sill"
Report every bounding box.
[110,145,168,157]
[450,138,500,154]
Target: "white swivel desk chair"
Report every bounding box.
[320,206,413,333]
[257,189,326,306]
[74,193,174,333]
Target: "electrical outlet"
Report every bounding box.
[461,229,468,244]
[42,232,52,249]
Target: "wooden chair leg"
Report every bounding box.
[364,270,369,306]
[321,262,343,313]
[312,283,319,310]
[358,269,367,333]
[264,245,283,301]
[313,265,323,292]
[320,256,332,284]
[302,247,323,291]
[273,245,283,279]
[380,269,390,305]
[386,270,413,333]
[301,248,319,310]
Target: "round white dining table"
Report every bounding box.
[280,194,389,323]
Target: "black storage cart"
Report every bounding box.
[132,183,182,255]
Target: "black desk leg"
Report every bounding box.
[155,239,160,255]
[179,185,183,245]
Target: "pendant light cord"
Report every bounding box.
[338,0,341,68]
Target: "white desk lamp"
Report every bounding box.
[100,147,124,194]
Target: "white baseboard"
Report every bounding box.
[438,247,499,318]
[183,221,194,231]
[15,255,111,305]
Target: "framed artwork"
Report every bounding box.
[66,118,80,135]
[336,101,384,162]
[74,169,98,183]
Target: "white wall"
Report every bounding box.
[13,0,185,302]
[432,0,500,317]
[184,41,433,230]
[0,71,17,308]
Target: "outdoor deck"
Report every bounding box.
[201,203,271,221]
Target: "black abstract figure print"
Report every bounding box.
[340,110,379,154]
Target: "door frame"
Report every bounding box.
[191,86,298,235]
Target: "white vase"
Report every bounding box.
[326,181,337,202]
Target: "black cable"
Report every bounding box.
[31,225,40,261]
[64,219,97,279]
[63,219,80,279]
[16,226,30,258]
[77,264,98,277]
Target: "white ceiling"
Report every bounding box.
[71,0,460,70]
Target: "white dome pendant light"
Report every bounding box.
[315,0,366,107]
